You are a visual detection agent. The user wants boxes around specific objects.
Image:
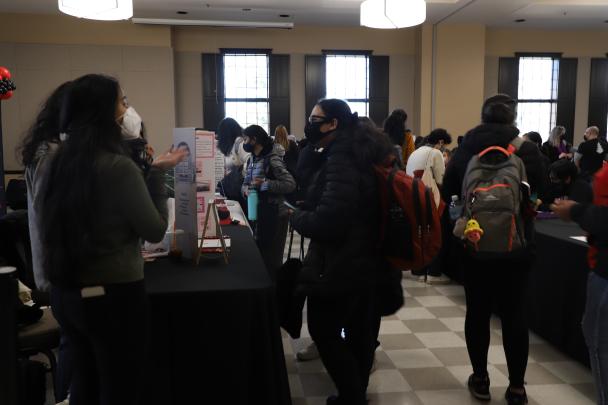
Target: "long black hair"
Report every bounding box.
[42,74,124,286]
[20,81,71,167]
[217,117,243,156]
[383,109,407,147]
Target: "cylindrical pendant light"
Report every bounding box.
[361,0,426,29]
[58,0,133,21]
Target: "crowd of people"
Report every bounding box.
[7,72,608,405]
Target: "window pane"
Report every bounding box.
[225,101,269,133]
[224,54,269,99]
[516,102,557,141]
[326,55,369,101]
[345,101,369,117]
[518,57,558,100]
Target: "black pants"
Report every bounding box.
[55,332,73,401]
[50,280,149,405]
[307,291,376,405]
[464,258,529,387]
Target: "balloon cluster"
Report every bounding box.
[0,67,16,100]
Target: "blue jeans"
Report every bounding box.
[582,272,608,405]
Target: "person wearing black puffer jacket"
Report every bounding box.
[291,99,392,405]
[442,94,542,405]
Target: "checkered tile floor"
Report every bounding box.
[283,232,596,405]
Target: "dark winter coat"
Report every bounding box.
[442,123,546,203]
[290,130,381,296]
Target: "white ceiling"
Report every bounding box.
[1,0,608,29]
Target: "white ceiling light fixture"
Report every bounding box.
[361,0,426,29]
[58,0,133,21]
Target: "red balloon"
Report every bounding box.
[0,67,10,80]
[1,90,13,100]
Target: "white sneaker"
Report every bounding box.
[426,274,451,285]
[56,400,69,405]
[296,342,320,361]
[402,271,426,282]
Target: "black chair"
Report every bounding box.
[0,210,60,401]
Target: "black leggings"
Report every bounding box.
[307,291,377,405]
[50,280,149,405]
[464,258,530,387]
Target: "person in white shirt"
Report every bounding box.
[405,128,453,285]
[406,128,452,194]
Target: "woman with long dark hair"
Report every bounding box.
[216,117,250,203]
[21,81,72,402]
[42,74,185,405]
[291,99,392,405]
[383,109,414,167]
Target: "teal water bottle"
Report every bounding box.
[247,189,258,221]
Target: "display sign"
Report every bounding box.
[173,128,218,259]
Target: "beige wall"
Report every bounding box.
[0,13,170,47]
[434,24,486,139]
[486,28,608,58]
[173,26,416,55]
[0,14,174,171]
[415,24,433,137]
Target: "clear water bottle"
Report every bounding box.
[449,195,462,221]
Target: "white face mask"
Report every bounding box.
[120,106,143,140]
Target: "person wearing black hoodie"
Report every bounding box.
[442,94,542,405]
[290,99,392,405]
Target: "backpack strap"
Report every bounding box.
[479,146,511,158]
[425,187,433,230]
[387,167,399,203]
[412,178,423,234]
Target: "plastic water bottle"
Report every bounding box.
[449,195,462,221]
[247,189,258,221]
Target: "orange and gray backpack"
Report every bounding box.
[456,139,529,259]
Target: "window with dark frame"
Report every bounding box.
[325,53,370,116]
[516,56,560,141]
[223,52,270,133]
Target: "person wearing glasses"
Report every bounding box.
[290,99,392,405]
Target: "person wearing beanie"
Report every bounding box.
[442,94,543,405]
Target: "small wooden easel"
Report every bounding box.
[195,201,229,265]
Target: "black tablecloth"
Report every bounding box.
[143,226,291,405]
[529,219,590,366]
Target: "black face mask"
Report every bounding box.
[242,142,255,153]
[305,121,334,146]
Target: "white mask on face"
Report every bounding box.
[120,106,143,140]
